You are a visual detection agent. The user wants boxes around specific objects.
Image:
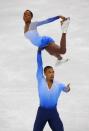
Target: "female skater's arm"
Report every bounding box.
[36,15,65,26]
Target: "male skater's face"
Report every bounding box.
[23,10,32,23]
[45,68,54,81]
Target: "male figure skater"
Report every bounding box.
[33,47,70,131]
[23,10,70,61]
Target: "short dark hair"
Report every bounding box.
[25,10,33,18]
[44,66,53,73]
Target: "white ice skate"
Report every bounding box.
[55,58,69,66]
[61,17,70,33]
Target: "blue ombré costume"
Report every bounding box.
[24,16,60,48]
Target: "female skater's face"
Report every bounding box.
[23,10,32,23]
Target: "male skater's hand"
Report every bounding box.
[66,83,70,92]
[38,47,45,52]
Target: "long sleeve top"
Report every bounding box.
[36,50,66,108]
[24,16,59,47]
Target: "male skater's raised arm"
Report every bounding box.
[36,48,44,81]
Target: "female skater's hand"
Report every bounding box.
[60,15,66,21]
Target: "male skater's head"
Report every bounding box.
[44,66,54,81]
[23,10,33,24]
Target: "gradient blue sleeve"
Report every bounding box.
[36,50,43,80]
[59,83,66,91]
[36,16,59,26]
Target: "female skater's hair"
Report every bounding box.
[25,10,33,18]
[44,66,53,73]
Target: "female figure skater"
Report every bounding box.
[23,10,70,61]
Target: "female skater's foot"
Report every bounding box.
[61,17,70,33]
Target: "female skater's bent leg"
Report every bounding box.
[44,33,67,59]
[45,41,66,59]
